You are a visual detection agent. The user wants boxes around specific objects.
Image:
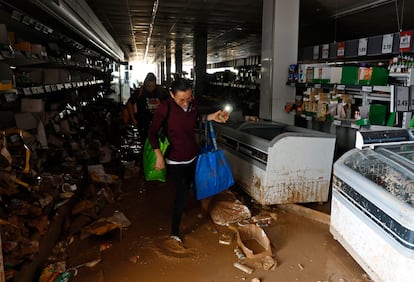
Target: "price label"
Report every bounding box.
[358,38,368,56]
[400,31,412,52]
[337,41,345,57]
[382,33,394,54]
[322,44,329,59]
[362,86,373,92]
[335,84,345,91]
[64,83,72,89]
[31,87,38,94]
[23,88,31,95]
[395,86,409,112]
[44,85,51,92]
[51,85,58,92]
[313,45,319,60]
[56,84,64,90]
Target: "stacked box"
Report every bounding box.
[340,66,359,85]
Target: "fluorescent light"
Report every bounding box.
[332,0,394,18]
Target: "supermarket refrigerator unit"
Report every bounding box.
[331,128,414,282]
[214,121,336,205]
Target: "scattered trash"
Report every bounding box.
[233,262,254,274]
[75,258,102,268]
[81,210,130,239]
[209,190,251,226]
[39,261,66,282]
[54,270,73,282]
[262,255,277,271]
[107,210,132,228]
[251,278,261,282]
[129,255,140,264]
[100,242,112,251]
[219,232,234,245]
[208,225,218,234]
[234,247,246,261]
[236,224,272,259]
[298,263,304,270]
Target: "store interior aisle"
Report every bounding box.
[67,173,370,282]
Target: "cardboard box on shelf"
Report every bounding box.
[312,66,330,84]
[0,24,9,45]
[43,69,71,84]
[0,61,13,90]
[330,67,343,84]
[31,44,46,56]
[358,66,388,86]
[14,41,31,52]
[340,66,359,85]
[21,98,44,112]
[27,70,43,84]
[7,32,15,46]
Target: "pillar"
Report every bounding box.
[165,42,172,87]
[260,0,299,124]
[193,30,207,96]
[175,47,183,77]
[160,61,165,85]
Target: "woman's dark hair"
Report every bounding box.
[143,72,157,85]
[170,78,192,94]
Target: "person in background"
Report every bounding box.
[148,78,229,244]
[127,72,168,142]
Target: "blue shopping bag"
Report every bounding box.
[195,121,234,200]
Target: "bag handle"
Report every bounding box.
[208,121,218,151]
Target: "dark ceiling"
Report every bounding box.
[83,0,414,64]
[3,0,414,65]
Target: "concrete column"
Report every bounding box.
[160,61,165,85]
[193,30,207,96]
[260,0,299,124]
[175,47,183,77]
[165,42,172,87]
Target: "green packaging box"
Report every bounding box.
[340,66,359,85]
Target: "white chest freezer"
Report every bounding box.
[331,144,414,282]
[214,121,336,205]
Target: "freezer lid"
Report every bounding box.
[355,128,414,149]
[335,148,414,208]
[374,144,414,168]
[215,121,335,149]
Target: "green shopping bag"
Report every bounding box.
[143,137,170,182]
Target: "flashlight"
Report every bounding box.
[223,104,233,114]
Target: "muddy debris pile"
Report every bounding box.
[0,97,139,281]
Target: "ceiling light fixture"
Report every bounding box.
[144,0,159,63]
[331,0,395,18]
[29,0,124,61]
[127,0,139,57]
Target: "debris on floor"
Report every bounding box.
[208,190,252,226]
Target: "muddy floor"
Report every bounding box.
[66,173,370,282]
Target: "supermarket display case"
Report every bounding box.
[331,144,414,282]
[214,121,336,205]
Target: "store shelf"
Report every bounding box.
[20,80,104,96]
[209,81,258,90]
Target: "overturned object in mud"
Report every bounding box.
[209,190,251,226]
[81,211,131,238]
[236,224,272,259]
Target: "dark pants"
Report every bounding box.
[168,160,196,237]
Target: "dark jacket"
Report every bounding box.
[128,86,168,133]
[148,97,199,162]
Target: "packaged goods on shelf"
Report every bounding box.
[340,66,359,85]
[358,66,388,86]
